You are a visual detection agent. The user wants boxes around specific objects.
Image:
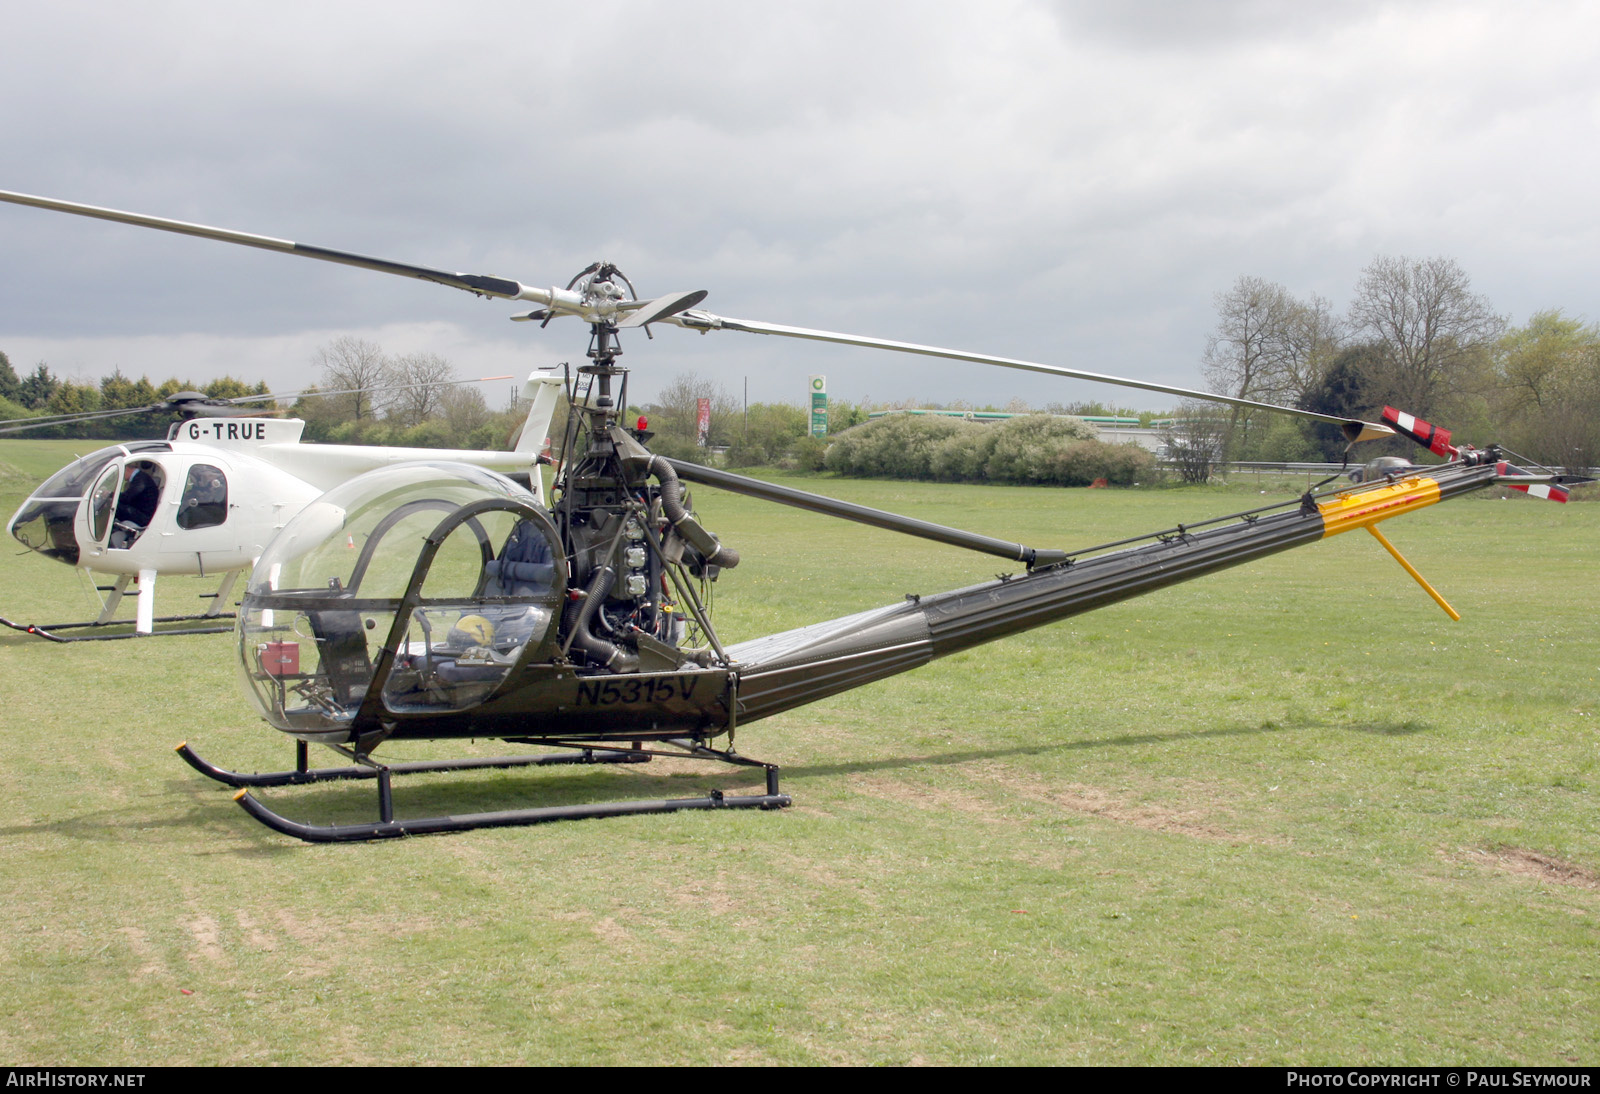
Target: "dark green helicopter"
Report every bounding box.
[0,189,1581,842]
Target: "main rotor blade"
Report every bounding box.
[0,186,1391,445]
[231,374,516,407]
[0,189,567,308]
[0,374,515,435]
[618,289,710,328]
[0,405,162,435]
[667,310,1393,443]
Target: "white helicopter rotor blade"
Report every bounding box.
[0,189,569,309]
[666,310,1393,444]
[231,374,516,408]
[0,405,157,435]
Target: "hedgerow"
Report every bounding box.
[825,414,1155,485]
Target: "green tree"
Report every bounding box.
[826,399,871,433]
[728,402,808,466]
[44,380,101,435]
[156,377,198,399]
[0,350,19,403]
[1298,344,1390,460]
[1244,415,1319,463]
[95,370,161,437]
[100,370,158,410]
[1493,310,1600,473]
[204,375,265,402]
[19,363,58,410]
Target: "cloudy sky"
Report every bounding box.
[1,0,1596,413]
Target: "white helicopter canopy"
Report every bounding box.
[7,441,173,563]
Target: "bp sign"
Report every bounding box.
[808,375,827,437]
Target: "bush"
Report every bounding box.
[783,434,829,471]
[394,420,456,449]
[826,412,1156,486]
[983,415,1100,483]
[928,426,998,480]
[647,435,711,466]
[825,413,965,478]
[724,443,771,468]
[1045,440,1157,485]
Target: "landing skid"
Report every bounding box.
[3,569,240,641]
[176,738,791,842]
[1,613,235,642]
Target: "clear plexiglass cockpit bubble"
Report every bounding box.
[235,462,564,738]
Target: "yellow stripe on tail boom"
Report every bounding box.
[1316,475,1443,538]
[1318,474,1462,620]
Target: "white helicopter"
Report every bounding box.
[3,372,565,639]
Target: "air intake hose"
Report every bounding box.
[650,456,739,569]
[560,565,639,673]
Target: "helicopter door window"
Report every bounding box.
[384,512,560,713]
[109,461,164,550]
[87,463,122,546]
[176,464,228,530]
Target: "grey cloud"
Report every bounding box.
[2,1,1597,409]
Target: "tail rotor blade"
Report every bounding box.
[1493,461,1576,503]
[1382,407,1459,459]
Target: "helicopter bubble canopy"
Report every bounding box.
[7,441,173,564]
[237,462,567,739]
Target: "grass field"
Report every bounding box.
[0,438,1596,1065]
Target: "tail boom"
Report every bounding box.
[727,464,1497,724]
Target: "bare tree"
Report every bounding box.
[439,384,493,446]
[1203,276,1295,404]
[1278,293,1344,406]
[1160,401,1227,483]
[314,336,391,421]
[385,352,456,428]
[1346,256,1503,418]
[645,371,738,446]
[1203,276,1340,457]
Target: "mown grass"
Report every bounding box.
[0,439,1595,1065]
